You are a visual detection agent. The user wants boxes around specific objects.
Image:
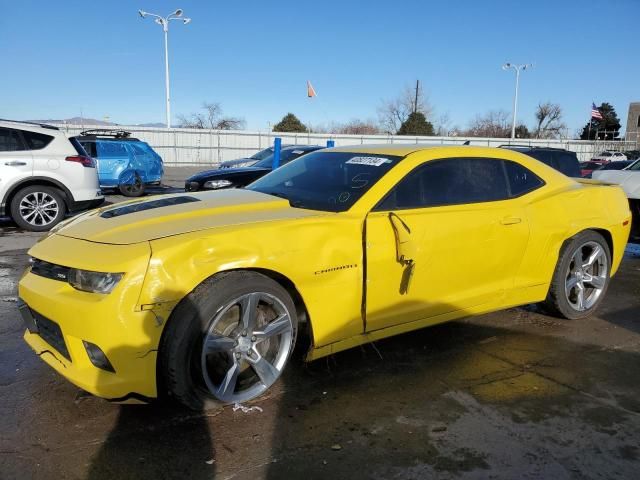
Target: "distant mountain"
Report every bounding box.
[26,118,165,128]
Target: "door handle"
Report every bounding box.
[5,161,27,166]
[500,216,522,225]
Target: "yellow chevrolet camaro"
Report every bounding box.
[18,145,631,408]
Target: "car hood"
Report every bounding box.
[54,189,325,245]
[188,166,271,181]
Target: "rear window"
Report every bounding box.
[78,141,96,157]
[504,160,544,196]
[70,138,90,156]
[22,131,53,150]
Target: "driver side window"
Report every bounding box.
[375,157,510,211]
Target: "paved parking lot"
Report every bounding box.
[1,168,640,479]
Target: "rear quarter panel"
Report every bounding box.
[516,182,630,292]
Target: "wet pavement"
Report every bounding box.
[1,170,640,479]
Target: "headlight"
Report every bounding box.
[68,269,123,294]
[204,179,233,189]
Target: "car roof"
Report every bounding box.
[327,144,441,156]
[499,145,570,152]
[0,119,61,133]
[77,136,142,142]
[281,145,322,151]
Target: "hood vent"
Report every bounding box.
[100,196,200,219]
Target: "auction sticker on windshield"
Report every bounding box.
[346,156,391,166]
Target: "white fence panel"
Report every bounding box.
[61,124,638,165]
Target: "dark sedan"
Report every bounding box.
[185,145,323,192]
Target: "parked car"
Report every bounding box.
[0,120,103,231]
[580,160,610,177]
[583,160,634,178]
[19,145,630,408]
[219,146,292,169]
[592,158,640,240]
[74,130,164,197]
[499,146,581,177]
[592,151,627,162]
[624,150,640,161]
[185,145,322,192]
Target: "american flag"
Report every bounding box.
[591,103,603,120]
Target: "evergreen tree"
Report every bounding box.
[515,124,531,139]
[397,112,434,136]
[579,103,621,140]
[273,113,307,133]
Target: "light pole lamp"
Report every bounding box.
[138,9,191,128]
[502,62,533,139]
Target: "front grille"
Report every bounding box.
[30,258,70,282]
[33,310,71,361]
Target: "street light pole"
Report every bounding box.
[502,63,533,139]
[138,9,191,128]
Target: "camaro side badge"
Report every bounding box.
[314,264,358,275]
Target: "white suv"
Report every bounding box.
[0,120,104,231]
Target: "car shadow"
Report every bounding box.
[86,293,216,480]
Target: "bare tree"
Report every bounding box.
[534,102,566,139]
[335,119,381,135]
[433,112,454,136]
[177,102,245,130]
[377,83,433,134]
[465,110,511,138]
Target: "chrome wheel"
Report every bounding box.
[564,241,608,311]
[200,292,294,403]
[19,192,60,227]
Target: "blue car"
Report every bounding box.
[75,130,164,197]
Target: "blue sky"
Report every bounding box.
[1,0,638,134]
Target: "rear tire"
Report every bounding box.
[159,271,298,410]
[118,174,145,197]
[542,230,611,320]
[9,185,66,231]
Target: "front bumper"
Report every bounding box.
[18,235,165,400]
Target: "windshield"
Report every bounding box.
[599,152,612,157]
[247,151,402,212]
[603,161,631,170]
[629,159,640,171]
[254,148,314,168]
[249,147,274,160]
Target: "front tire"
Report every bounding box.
[159,271,298,410]
[542,230,611,320]
[10,185,66,231]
